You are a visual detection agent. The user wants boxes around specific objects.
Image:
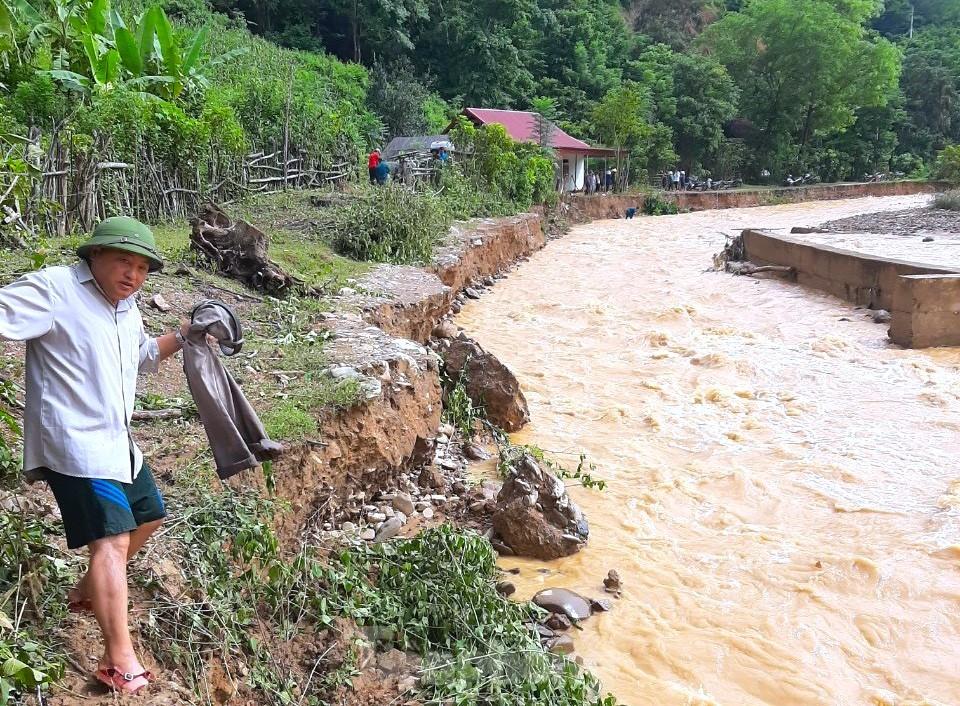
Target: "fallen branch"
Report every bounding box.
[197,280,265,303]
[132,408,183,421]
[725,261,796,277]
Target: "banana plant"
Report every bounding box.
[0,0,43,61]
[13,0,243,101]
[137,5,244,100]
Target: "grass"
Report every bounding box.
[933,190,960,211]
[261,400,319,440]
[152,190,370,293]
[261,377,360,440]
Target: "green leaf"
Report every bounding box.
[11,0,41,25]
[103,47,119,84]
[151,5,178,76]
[80,32,103,83]
[0,2,13,40]
[86,0,107,36]
[46,69,92,93]
[115,26,141,74]
[1,657,28,677]
[182,25,206,74]
[137,5,158,64]
[109,6,124,29]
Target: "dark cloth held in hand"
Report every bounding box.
[182,300,283,479]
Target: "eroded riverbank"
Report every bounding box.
[457,195,960,705]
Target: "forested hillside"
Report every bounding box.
[1,0,960,237]
[202,0,960,181]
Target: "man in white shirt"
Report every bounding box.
[0,216,187,695]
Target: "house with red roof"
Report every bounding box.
[446,108,617,192]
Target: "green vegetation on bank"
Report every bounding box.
[933,190,960,211]
[1,469,618,704]
[0,510,73,702]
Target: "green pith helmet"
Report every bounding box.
[76,216,164,272]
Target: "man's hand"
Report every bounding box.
[155,320,189,362]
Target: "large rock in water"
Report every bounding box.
[443,335,530,432]
[492,450,589,559]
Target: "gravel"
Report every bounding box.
[819,207,960,235]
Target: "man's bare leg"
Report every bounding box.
[87,533,150,691]
[71,519,163,605]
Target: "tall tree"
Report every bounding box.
[410,0,537,107]
[529,96,558,150]
[701,0,900,170]
[529,0,633,124]
[591,81,675,185]
[669,51,739,170]
[898,27,960,159]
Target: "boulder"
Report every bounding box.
[431,320,459,340]
[590,597,612,613]
[491,450,588,560]
[444,335,530,432]
[463,442,491,461]
[376,648,407,674]
[418,466,447,491]
[603,569,622,593]
[532,588,592,621]
[392,493,415,515]
[545,612,572,631]
[374,514,406,543]
[547,634,575,655]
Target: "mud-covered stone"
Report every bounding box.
[491,450,588,560]
[547,634,576,655]
[443,335,530,432]
[533,588,592,620]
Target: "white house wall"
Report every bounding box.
[557,151,586,192]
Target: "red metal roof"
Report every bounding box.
[457,108,615,154]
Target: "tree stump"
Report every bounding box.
[189,203,297,294]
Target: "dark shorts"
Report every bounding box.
[42,463,166,549]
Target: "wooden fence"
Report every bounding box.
[1,127,354,243]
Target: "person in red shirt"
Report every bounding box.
[368,149,381,184]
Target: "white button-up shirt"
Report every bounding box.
[0,261,160,483]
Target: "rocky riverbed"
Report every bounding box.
[819,204,960,234]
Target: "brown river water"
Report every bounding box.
[456,195,960,706]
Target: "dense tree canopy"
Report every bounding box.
[702,0,900,173]
[5,0,960,188]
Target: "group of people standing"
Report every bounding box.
[585,168,616,194]
[368,146,450,187]
[663,169,690,191]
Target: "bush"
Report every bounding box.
[934,145,960,184]
[328,525,619,705]
[933,190,960,210]
[329,184,451,264]
[449,117,558,210]
[891,152,928,179]
[642,193,679,215]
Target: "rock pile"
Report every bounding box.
[490,449,589,560]
[315,423,476,542]
[527,584,616,656]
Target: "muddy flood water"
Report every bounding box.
[456,195,960,706]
